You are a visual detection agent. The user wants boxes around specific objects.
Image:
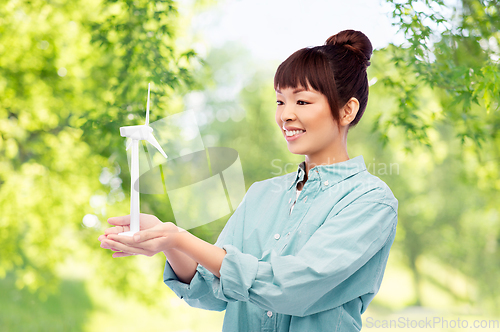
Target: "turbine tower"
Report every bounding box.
[119,83,168,236]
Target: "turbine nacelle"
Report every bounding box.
[121,124,168,160]
[120,125,153,140]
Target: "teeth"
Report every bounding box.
[285,130,305,137]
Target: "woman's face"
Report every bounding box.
[275,85,341,161]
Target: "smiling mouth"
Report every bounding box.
[284,130,306,142]
[285,129,306,137]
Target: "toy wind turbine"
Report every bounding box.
[119,83,168,236]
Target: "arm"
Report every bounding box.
[159,227,226,284]
[163,248,198,284]
[171,231,227,278]
[164,192,249,310]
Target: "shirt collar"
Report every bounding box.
[288,155,367,191]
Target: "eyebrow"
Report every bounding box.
[276,87,308,94]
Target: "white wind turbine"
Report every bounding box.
[119,83,168,236]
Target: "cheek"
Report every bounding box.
[275,110,282,126]
[307,116,337,138]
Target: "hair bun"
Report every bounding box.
[325,30,373,67]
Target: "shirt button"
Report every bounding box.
[323,180,329,186]
[267,311,273,318]
[274,233,280,240]
[303,196,307,202]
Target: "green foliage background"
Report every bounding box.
[0,0,499,330]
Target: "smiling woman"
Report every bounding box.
[99,29,398,332]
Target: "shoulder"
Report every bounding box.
[245,171,296,197]
[342,170,398,216]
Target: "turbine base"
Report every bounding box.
[118,230,137,237]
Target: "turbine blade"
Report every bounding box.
[147,133,168,159]
[145,83,150,126]
[126,138,133,151]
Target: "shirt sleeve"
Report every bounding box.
[162,188,248,311]
[213,200,398,317]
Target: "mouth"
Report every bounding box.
[284,129,306,142]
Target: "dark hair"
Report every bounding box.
[274,30,373,128]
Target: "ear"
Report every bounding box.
[339,97,360,127]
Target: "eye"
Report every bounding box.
[276,100,284,106]
[297,100,309,105]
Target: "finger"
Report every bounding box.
[101,239,126,251]
[107,234,168,253]
[107,233,142,246]
[98,233,120,241]
[107,215,131,226]
[104,225,130,236]
[131,227,167,243]
[102,238,154,256]
[100,241,115,250]
[112,252,136,258]
[128,237,170,253]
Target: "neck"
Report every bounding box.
[304,140,349,176]
[299,127,350,187]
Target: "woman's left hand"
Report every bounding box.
[103,222,181,257]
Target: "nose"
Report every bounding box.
[280,103,297,124]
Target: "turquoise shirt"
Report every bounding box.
[164,155,398,331]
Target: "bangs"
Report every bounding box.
[274,47,333,95]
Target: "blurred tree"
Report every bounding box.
[381,0,499,150]
[0,0,202,300]
[378,0,500,313]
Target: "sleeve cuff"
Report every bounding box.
[213,244,259,302]
[163,260,189,299]
[163,260,214,300]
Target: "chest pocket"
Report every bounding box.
[299,222,322,239]
[297,200,341,240]
[280,222,324,255]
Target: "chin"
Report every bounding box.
[287,146,308,155]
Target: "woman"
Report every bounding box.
[99,29,398,331]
